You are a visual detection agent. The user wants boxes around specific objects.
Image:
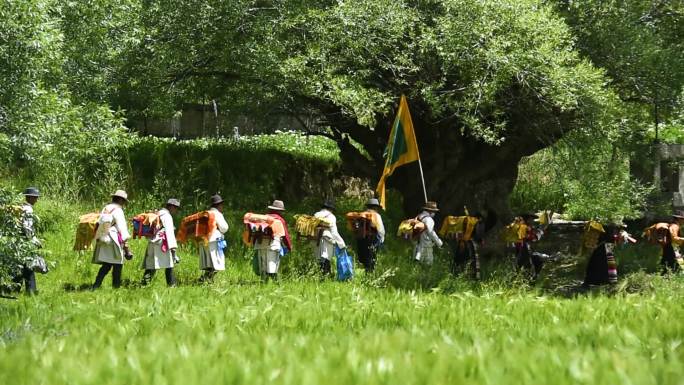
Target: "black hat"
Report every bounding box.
[322,199,336,210]
[210,194,224,206]
[23,187,40,197]
[520,213,539,220]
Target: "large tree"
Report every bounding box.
[80,0,619,218]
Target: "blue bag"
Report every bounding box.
[217,238,228,257]
[335,246,354,281]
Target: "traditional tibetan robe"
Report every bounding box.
[413,211,443,265]
[356,209,385,271]
[199,207,229,271]
[584,241,618,285]
[255,213,292,274]
[92,203,130,265]
[142,208,177,270]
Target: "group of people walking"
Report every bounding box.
[8,187,684,294]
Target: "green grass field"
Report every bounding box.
[2,198,684,385]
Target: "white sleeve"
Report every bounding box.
[114,208,130,242]
[375,213,385,243]
[425,217,442,247]
[216,212,229,234]
[329,217,346,248]
[162,213,177,249]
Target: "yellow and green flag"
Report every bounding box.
[376,95,421,208]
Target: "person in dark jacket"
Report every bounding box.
[451,212,485,280]
[583,224,636,286]
[515,213,545,280]
[659,212,684,274]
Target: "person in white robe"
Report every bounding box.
[141,199,181,287]
[413,201,443,265]
[92,190,132,289]
[254,200,292,281]
[199,194,229,282]
[314,200,346,276]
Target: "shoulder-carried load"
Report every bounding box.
[643,223,672,245]
[242,213,286,245]
[438,216,479,240]
[345,211,378,240]
[132,212,161,239]
[501,219,528,243]
[73,212,100,251]
[293,214,331,239]
[94,208,118,244]
[397,218,426,241]
[582,221,605,251]
[176,211,216,244]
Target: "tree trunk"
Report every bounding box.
[333,94,564,227]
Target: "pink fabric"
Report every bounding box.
[268,213,293,251]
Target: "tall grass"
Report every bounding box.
[2,194,684,385]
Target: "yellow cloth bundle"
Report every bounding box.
[73,212,100,251]
[438,216,479,240]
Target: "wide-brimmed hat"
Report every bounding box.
[268,200,285,211]
[673,211,684,220]
[166,198,181,208]
[23,187,40,197]
[322,199,336,210]
[112,190,128,201]
[520,213,539,220]
[366,198,382,209]
[423,201,439,212]
[210,194,224,206]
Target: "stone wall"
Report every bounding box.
[128,103,304,138]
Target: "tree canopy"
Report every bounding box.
[2,0,682,217]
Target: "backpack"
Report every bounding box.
[73,212,100,251]
[177,211,216,244]
[94,208,117,244]
[345,212,376,240]
[501,219,528,243]
[439,216,479,240]
[581,221,605,251]
[242,213,275,245]
[294,214,330,240]
[132,212,161,239]
[397,217,426,241]
[643,223,671,246]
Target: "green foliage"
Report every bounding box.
[511,130,652,222]
[0,0,134,199]
[125,133,343,211]
[557,0,684,137]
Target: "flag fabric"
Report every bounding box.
[375,95,421,208]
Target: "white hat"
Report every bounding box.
[112,190,128,201]
[267,200,286,211]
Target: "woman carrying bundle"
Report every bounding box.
[199,195,229,282]
[140,199,181,287]
[583,224,636,286]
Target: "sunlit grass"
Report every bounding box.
[1,197,684,385]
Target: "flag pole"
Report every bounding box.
[418,158,428,202]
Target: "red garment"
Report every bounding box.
[268,213,293,251]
